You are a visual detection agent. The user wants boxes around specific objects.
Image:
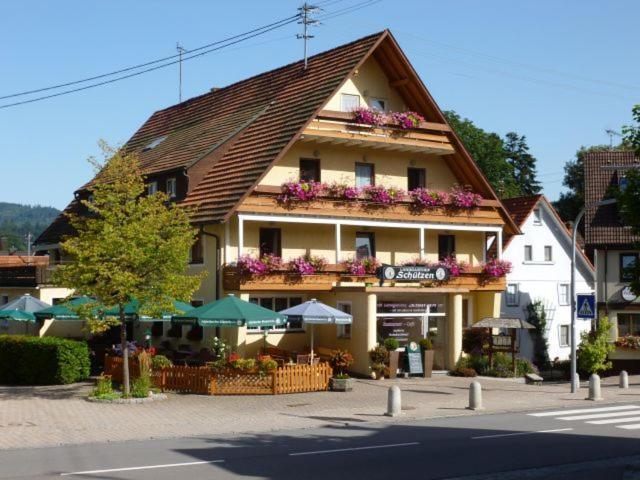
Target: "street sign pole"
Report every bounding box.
[570,209,584,393]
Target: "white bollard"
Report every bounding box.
[385,385,401,417]
[620,370,629,389]
[587,373,603,401]
[467,381,484,410]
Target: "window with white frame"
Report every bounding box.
[533,207,542,225]
[147,181,158,195]
[505,284,519,306]
[368,97,386,112]
[336,302,352,339]
[247,296,303,332]
[544,245,553,262]
[341,93,360,112]
[166,177,177,198]
[558,284,570,306]
[524,245,533,262]
[559,325,570,347]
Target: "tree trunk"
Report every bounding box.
[120,305,130,395]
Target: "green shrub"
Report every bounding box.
[369,345,389,365]
[130,375,152,398]
[482,353,538,378]
[0,335,90,385]
[383,338,400,352]
[91,375,114,397]
[419,338,433,350]
[450,367,477,377]
[578,317,614,374]
[151,354,172,370]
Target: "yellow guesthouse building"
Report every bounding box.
[36,31,519,375]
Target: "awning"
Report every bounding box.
[33,296,100,321]
[103,299,194,322]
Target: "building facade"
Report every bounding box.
[501,196,594,362]
[36,31,519,374]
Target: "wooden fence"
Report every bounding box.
[104,356,332,395]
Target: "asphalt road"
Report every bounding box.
[3,403,640,480]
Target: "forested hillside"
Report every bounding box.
[0,202,59,250]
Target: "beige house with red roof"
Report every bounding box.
[37,31,519,374]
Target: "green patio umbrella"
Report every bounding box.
[103,299,194,322]
[33,296,101,320]
[171,294,285,328]
[0,309,36,322]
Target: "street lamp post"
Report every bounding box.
[570,198,617,393]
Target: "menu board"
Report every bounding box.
[405,342,424,375]
[377,317,421,346]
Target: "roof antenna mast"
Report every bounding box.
[605,129,622,148]
[297,2,320,69]
[177,42,186,102]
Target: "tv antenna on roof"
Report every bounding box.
[297,2,320,70]
[177,42,186,102]
[605,129,622,148]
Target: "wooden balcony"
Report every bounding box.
[300,110,455,155]
[0,265,51,288]
[223,265,506,293]
[241,186,504,227]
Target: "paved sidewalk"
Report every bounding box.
[1,374,639,450]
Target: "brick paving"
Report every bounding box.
[1,374,639,450]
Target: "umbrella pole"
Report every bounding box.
[310,325,314,361]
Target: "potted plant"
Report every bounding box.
[369,345,389,379]
[419,338,435,378]
[384,338,400,379]
[329,349,354,392]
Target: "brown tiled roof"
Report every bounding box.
[502,195,543,228]
[584,151,639,247]
[35,200,79,245]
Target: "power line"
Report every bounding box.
[317,0,383,21]
[0,15,299,101]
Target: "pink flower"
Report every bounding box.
[277,181,326,204]
[409,188,447,208]
[353,107,387,127]
[342,257,380,276]
[362,185,404,205]
[449,186,482,209]
[482,258,512,278]
[237,254,282,277]
[390,111,424,130]
[326,182,362,201]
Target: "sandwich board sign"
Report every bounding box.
[577,294,596,319]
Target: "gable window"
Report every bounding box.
[524,245,533,262]
[259,228,281,258]
[368,97,386,112]
[506,284,519,306]
[544,245,553,262]
[620,253,638,282]
[189,232,204,264]
[407,167,426,191]
[147,181,158,195]
[166,177,177,198]
[533,208,542,225]
[558,283,570,306]
[299,158,320,183]
[618,313,640,336]
[336,302,352,339]
[438,234,456,260]
[355,163,374,187]
[559,325,570,347]
[355,232,375,259]
[341,93,360,112]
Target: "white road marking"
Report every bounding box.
[471,428,573,440]
[616,423,640,430]
[60,460,224,476]
[558,410,640,421]
[289,442,420,456]
[528,405,639,417]
[588,416,640,425]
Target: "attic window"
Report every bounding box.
[142,135,167,152]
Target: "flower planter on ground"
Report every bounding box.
[422,349,434,378]
[330,377,354,392]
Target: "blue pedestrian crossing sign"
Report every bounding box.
[577,294,596,319]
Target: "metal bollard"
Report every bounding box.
[587,373,603,401]
[385,385,401,417]
[620,370,629,389]
[467,381,484,410]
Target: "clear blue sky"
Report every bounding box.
[2,0,637,210]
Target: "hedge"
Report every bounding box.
[0,335,91,385]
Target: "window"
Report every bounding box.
[559,325,570,347]
[166,177,177,198]
[259,228,281,258]
[533,208,542,225]
[524,245,533,262]
[355,232,375,259]
[369,97,386,112]
[558,284,570,306]
[247,296,304,332]
[544,246,553,262]
[618,313,640,336]
[189,232,204,264]
[438,235,456,260]
[505,284,519,306]
[341,93,360,112]
[337,302,352,339]
[299,158,320,183]
[407,167,426,191]
[355,163,374,187]
[147,181,158,195]
[620,253,638,282]
[142,135,167,151]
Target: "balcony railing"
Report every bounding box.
[0,265,51,287]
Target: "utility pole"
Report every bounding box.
[297,2,320,69]
[177,43,186,102]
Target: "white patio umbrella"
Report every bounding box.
[278,299,353,359]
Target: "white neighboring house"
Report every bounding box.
[501,195,594,362]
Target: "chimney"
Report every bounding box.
[210,87,220,93]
